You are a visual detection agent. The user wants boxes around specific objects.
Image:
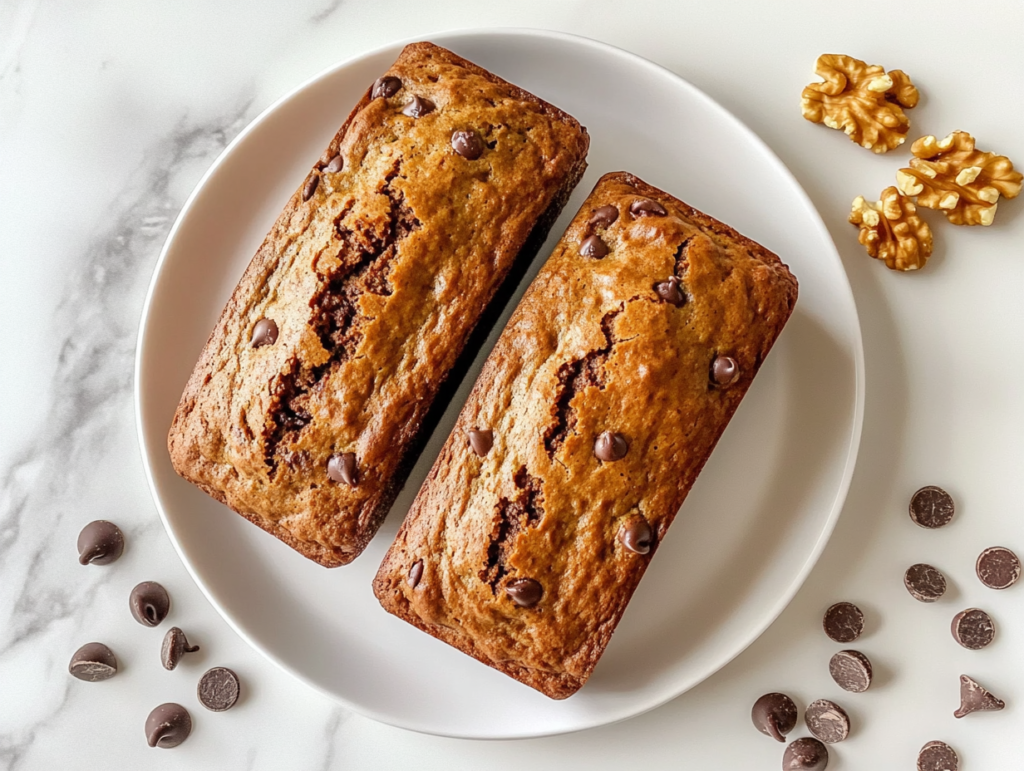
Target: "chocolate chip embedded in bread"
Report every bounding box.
[829,650,873,693]
[327,453,358,486]
[302,173,320,201]
[711,355,740,387]
[371,76,401,99]
[251,318,279,348]
[407,560,424,588]
[976,546,1021,590]
[751,692,797,742]
[783,737,828,770]
[77,520,124,565]
[505,577,543,608]
[130,581,170,627]
[904,563,947,602]
[805,698,850,744]
[324,154,344,174]
[909,485,955,528]
[618,515,654,555]
[951,608,995,650]
[69,642,118,682]
[161,627,199,671]
[955,674,1005,718]
[629,198,667,217]
[594,431,628,462]
[823,601,864,643]
[654,276,686,307]
[587,205,619,229]
[145,703,192,748]
[579,234,610,259]
[198,667,241,712]
[918,741,959,771]
[451,130,484,160]
[467,429,493,457]
[402,96,435,118]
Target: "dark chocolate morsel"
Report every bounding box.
[909,485,955,528]
[145,703,192,748]
[77,520,124,565]
[505,578,543,608]
[451,130,484,160]
[251,318,279,348]
[302,173,320,201]
[805,698,850,744]
[904,563,947,602]
[955,674,1004,718]
[130,582,170,627]
[630,198,668,218]
[198,667,241,712]
[324,154,344,174]
[711,355,740,387]
[654,276,686,307]
[69,642,118,682]
[161,627,200,671]
[594,431,628,462]
[751,692,797,742]
[407,560,424,588]
[587,205,619,229]
[402,95,435,118]
[829,650,873,693]
[783,737,828,770]
[823,602,864,643]
[976,546,1021,590]
[371,76,401,99]
[327,453,358,486]
[467,429,493,457]
[918,740,959,771]
[951,608,995,650]
[579,234,610,259]
[618,515,654,555]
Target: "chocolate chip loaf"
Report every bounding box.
[373,172,798,698]
[167,43,589,567]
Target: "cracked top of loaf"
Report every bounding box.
[167,42,589,566]
[373,172,798,698]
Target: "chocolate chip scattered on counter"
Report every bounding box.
[371,76,401,100]
[823,602,864,643]
[251,318,278,348]
[327,453,358,486]
[161,627,200,671]
[451,130,484,160]
[324,154,344,174]
[407,560,423,588]
[951,608,995,650]
[751,692,797,742]
[909,485,955,529]
[805,698,850,744]
[618,515,654,555]
[588,205,619,229]
[302,173,319,201]
[630,198,668,218]
[594,431,628,462]
[904,563,947,602]
[198,667,241,712]
[829,650,872,693]
[145,703,192,748]
[654,276,686,306]
[955,674,1005,718]
[77,520,124,565]
[711,355,740,387]
[918,741,959,771]
[783,737,828,770]
[976,546,1021,590]
[467,429,493,457]
[402,95,435,118]
[69,642,118,682]
[130,581,170,627]
[579,234,610,259]
[505,577,543,608]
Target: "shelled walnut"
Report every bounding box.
[801,54,919,153]
[896,131,1022,226]
[850,187,934,271]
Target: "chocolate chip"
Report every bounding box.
[402,95,435,118]
[618,515,654,555]
[69,642,118,682]
[976,546,1021,590]
[951,608,995,650]
[371,76,401,99]
[918,741,959,771]
[327,453,358,486]
[130,581,170,627]
[324,154,344,173]
[829,650,872,693]
[711,355,740,387]
[805,698,850,744]
[587,205,619,229]
[654,276,685,306]
[594,431,628,462]
[904,563,947,602]
[823,602,863,643]
[751,692,797,742]
[955,674,1005,718]
[251,318,279,348]
[407,560,424,588]
[909,485,955,529]
[630,198,668,218]
[77,520,124,565]
[145,703,192,748]
[451,130,484,160]
[302,173,319,201]
[467,429,493,457]
[579,234,610,259]
[505,577,542,608]
[783,737,828,770]
[198,667,241,712]
[161,627,200,671]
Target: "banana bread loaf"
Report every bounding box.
[373,172,798,697]
[167,42,589,567]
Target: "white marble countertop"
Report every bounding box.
[3,1,1023,768]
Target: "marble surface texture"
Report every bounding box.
[2,1,1023,768]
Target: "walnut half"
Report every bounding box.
[896,131,1023,226]
[850,187,934,271]
[801,54,919,154]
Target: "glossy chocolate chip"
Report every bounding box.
[829,650,872,693]
[588,205,619,229]
[918,741,959,771]
[951,608,995,650]
[161,627,199,671]
[711,355,740,387]
[402,95,435,118]
[505,578,543,608]
[579,234,610,259]
[77,520,124,565]
[955,674,1004,718]
[371,76,401,99]
[783,737,828,770]
[976,546,1021,590]
[630,198,668,218]
[327,453,358,486]
[618,515,654,555]
[302,173,320,201]
[909,485,955,529]
[467,429,493,457]
[130,581,170,627]
[904,563,947,602]
[145,703,192,748]
[198,667,241,712]
[69,642,118,682]
[654,276,685,307]
[805,698,850,744]
[251,318,279,348]
[594,431,628,462]
[451,130,484,160]
[751,692,797,742]
[407,560,424,588]
[823,602,864,643]
[324,154,344,174]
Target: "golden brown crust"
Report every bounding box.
[167,42,589,566]
[373,172,798,697]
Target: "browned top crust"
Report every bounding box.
[167,42,589,566]
[373,172,798,698]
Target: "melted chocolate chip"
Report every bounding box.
[654,276,686,307]
[371,76,401,99]
[451,130,484,160]
[324,154,344,174]
[161,627,200,671]
[302,173,320,201]
[145,703,192,748]
[630,198,668,218]
[327,453,358,486]
[505,577,543,608]
[783,737,828,770]
[909,485,955,528]
[918,741,959,771]
[951,608,995,650]
[198,667,241,712]
[467,429,493,457]
[751,692,797,742]
[251,318,279,348]
[402,96,435,118]
[829,650,873,693]
[955,674,1004,718]
[823,601,864,643]
[594,431,628,462]
[407,560,424,588]
[805,698,850,744]
[619,515,654,555]
[579,234,610,259]
[69,642,118,682]
[976,546,1021,590]
[130,582,170,627]
[77,520,124,565]
[587,205,619,229]
[904,563,947,602]
[711,355,740,387]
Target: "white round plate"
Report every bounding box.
[136,29,864,739]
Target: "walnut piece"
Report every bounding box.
[896,131,1022,226]
[850,187,934,271]
[801,54,919,153]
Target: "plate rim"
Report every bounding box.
[134,26,865,740]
